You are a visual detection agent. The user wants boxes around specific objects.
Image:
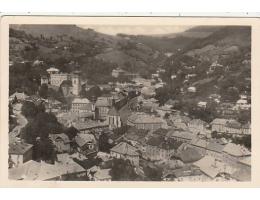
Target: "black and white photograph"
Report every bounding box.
[7,21,252,182]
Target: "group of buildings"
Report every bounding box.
[8,64,251,182]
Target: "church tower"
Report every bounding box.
[72,71,81,96]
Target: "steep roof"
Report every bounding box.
[75,133,96,147]
[110,142,139,156]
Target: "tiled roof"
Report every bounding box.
[75,133,96,147]
[110,142,139,156]
[128,113,163,124]
[223,143,251,157]
[167,129,194,141]
[9,142,33,155]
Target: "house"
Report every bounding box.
[127,113,164,130]
[95,97,111,120]
[72,120,108,134]
[124,127,149,151]
[75,133,97,156]
[225,120,242,135]
[163,165,204,182]
[188,119,207,134]
[211,118,249,135]
[187,86,196,93]
[107,107,122,129]
[9,141,33,168]
[166,129,194,143]
[222,143,251,164]
[71,98,94,113]
[193,155,236,180]
[241,122,251,135]
[110,142,139,166]
[145,135,179,161]
[9,160,62,181]
[211,118,228,133]
[9,157,86,180]
[189,137,225,160]
[49,133,71,153]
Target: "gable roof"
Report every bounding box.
[110,142,139,156]
[75,133,96,147]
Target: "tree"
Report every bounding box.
[109,158,138,181]
[143,165,162,181]
[21,112,63,144]
[39,83,48,99]
[84,86,102,99]
[98,132,111,153]
[21,101,38,119]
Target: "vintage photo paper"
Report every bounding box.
[1,16,260,187]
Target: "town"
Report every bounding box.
[8,25,251,181]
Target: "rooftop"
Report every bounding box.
[167,129,195,141]
[75,133,96,147]
[128,113,164,124]
[223,143,251,157]
[72,98,90,104]
[110,142,139,156]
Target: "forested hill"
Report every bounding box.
[9,25,167,95]
[157,26,251,104]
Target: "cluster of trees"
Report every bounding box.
[20,101,63,161]
[109,158,139,181]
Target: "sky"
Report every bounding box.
[77,25,192,36]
